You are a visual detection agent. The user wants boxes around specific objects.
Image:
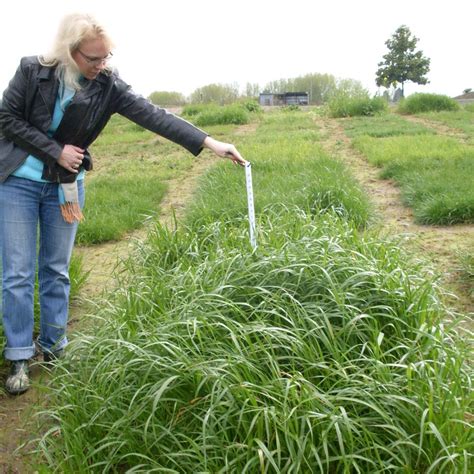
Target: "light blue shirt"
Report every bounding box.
[13,81,85,181]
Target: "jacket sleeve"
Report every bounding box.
[112,77,208,156]
[0,58,63,165]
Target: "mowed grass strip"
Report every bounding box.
[353,134,474,224]
[343,113,434,138]
[417,109,474,144]
[39,109,472,472]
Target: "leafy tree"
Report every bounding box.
[190,83,239,104]
[245,82,260,98]
[376,25,430,97]
[148,91,186,107]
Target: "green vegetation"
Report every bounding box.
[38,110,472,472]
[398,93,460,114]
[353,134,474,224]
[187,111,370,228]
[417,109,474,143]
[193,104,250,127]
[190,83,240,104]
[148,91,186,107]
[343,114,433,138]
[328,95,387,118]
[78,115,195,244]
[376,25,430,95]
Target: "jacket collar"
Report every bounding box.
[37,64,107,110]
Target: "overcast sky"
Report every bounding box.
[1,0,472,99]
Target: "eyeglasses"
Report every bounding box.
[77,49,113,65]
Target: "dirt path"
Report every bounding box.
[314,116,473,315]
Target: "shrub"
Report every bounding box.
[397,93,460,114]
[148,91,186,107]
[194,104,249,126]
[328,96,388,118]
[181,103,211,117]
[239,99,262,113]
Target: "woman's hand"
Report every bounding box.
[203,136,247,166]
[58,144,85,173]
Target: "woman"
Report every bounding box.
[0,13,246,395]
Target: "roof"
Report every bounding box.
[453,91,474,100]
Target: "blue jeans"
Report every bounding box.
[0,177,84,361]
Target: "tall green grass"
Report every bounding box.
[398,93,460,114]
[39,210,472,472]
[353,135,474,224]
[38,110,472,472]
[328,96,387,118]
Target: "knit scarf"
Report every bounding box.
[59,181,84,223]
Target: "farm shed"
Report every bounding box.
[453,91,474,105]
[259,92,309,106]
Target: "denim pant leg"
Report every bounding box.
[0,177,40,360]
[37,181,84,354]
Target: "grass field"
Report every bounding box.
[34,108,473,472]
[350,120,474,224]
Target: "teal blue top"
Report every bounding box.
[13,80,85,182]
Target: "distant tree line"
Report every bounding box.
[148,73,368,106]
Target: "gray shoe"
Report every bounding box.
[5,360,30,395]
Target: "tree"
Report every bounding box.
[190,83,239,104]
[148,91,186,107]
[376,25,430,97]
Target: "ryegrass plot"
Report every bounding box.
[39,211,472,473]
[343,114,434,138]
[353,134,474,224]
[39,110,472,472]
[186,110,371,229]
[418,109,474,144]
[77,115,195,244]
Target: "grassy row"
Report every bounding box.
[78,114,196,244]
[352,133,474,224]
[38,110,472,472]
[186,110,370,229]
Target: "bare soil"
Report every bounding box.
[1,116,472,472]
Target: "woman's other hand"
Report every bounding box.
[58,144,85,173]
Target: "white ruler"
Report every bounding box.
[245,162,257,249]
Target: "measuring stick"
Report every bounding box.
[245,162,257,249]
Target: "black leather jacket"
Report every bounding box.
[0,56,207,183]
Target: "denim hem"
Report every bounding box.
[37,337,68,355]
[4,344,36,361]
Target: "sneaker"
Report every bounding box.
[5,360,30,395]
[43,349,64,363]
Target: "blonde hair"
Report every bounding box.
[39,13,114,90]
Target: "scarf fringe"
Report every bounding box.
[60,202,84,223]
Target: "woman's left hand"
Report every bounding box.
[203,136,247,166]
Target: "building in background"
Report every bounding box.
[259,92,309,106]
[453,91,474,106]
